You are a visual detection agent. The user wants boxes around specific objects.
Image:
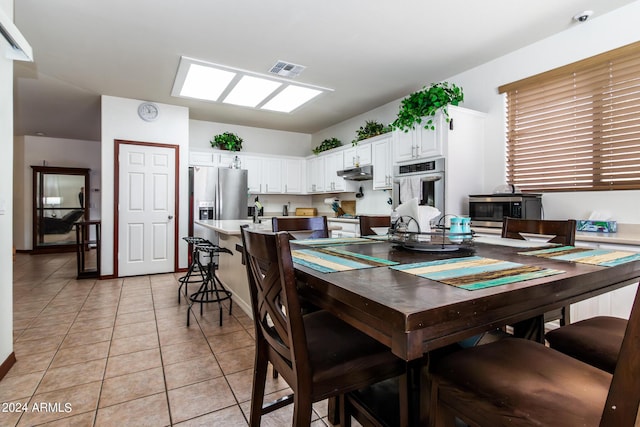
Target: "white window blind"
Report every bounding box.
[499,42,640,192]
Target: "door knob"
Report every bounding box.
[168,215,174,220]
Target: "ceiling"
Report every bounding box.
[12,0,636,141]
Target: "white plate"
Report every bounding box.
[371,227,389,236]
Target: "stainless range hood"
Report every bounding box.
[337,165,373,181]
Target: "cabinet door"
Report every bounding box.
[372,137,392,190]
[243,156,262,193]
[306,156,324,193]
[324,152,345,191]
[262,158,282,193]
[283,158,304,194]
[189,151,216,166]
[417,114,444,159]
[343,144,372,167]
[392,129,416,163]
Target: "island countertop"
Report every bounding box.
[195,219,271,235]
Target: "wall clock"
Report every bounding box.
[138,102,159,122]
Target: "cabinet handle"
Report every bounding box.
[285,184,288,193]
[266,184,269,192]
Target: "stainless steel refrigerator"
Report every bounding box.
[189,166,248,244]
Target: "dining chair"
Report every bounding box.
[502,217,577,327]
[428,282,640,427]
[240,226,408,427]
[359,215,391,236]
[271,215,329,239]
[545,314,627,374]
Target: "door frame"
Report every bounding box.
[114,139,180,277]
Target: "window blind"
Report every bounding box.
[499,42,640,192]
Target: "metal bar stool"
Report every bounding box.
[187,241,234,327]
[177,236,207,303]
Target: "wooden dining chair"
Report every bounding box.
[545,314,627,374]
[240,226,408,427]
[502,217,577,327]
[428,280,640,427]
[271,215,329,239]
[359,215,391,236]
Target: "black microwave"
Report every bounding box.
[468,194,542,228]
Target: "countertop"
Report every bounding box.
[473,223,640,246]
[195,219,271,235]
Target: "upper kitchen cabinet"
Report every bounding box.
[283,158,305,194]
[343,143,372,168]
[371,134,393,190]
[307,155,325,193]
[392,112,444,163]
[245,155,283,194]
[324,151,346,192]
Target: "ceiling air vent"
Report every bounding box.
[269,60,305,78]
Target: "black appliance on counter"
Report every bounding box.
[468,193,542,228]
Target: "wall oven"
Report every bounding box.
[393,158,445,217]
[468,193,542,228]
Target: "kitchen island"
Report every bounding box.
[195,219,272,316]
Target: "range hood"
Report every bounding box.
[337,165,373,181]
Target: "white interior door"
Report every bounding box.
[118,143,176,276]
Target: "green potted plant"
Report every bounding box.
[210,132,243,151]
[391,82,464,132]
[312,137,342,155]
[351,120,391,146]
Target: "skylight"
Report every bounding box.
[172,56,331,113]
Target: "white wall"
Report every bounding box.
[13,136,101,250]
[312,2,640,224]
[190,119,312,157]
[101,96,190,276]
[1,0,15,372]
[447,2,640,224]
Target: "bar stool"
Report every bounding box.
[187,241,234,327]
[177,236,207,303]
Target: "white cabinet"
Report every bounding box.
[283,158,304,194]
[343,144,372,168]
[324,151,346,192]
[307,156,325,193]
[393,113,444,163]
[371,135,393,190]
[189,151,216,166]
[245,156,282,194]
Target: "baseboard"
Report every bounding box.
[0,352,16,381]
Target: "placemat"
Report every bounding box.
[291,237,383,247]
[519,246,640,267]
[390,256,564,290]
[292,247,398,273]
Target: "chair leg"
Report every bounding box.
[339,394,351,427]
[292,386,313,427]
[249,347,269,427]
[560,304,570,326]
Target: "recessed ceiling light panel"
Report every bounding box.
[261,85,323,113]
[223,75,282,107]
[172,56,332,113]
[180,63,235,101]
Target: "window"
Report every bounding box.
[499,42,640,192]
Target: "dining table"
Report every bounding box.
[290,235,640,425]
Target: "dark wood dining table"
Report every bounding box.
[294,238,640,359]
[292,238,640,425]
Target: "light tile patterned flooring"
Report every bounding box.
[1,252,337,426]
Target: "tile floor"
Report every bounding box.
[1,252,341,426]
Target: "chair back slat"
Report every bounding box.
[240,226,310,369]
[272,216,329,239]
[600,281,640,426]
[502,218,576,245]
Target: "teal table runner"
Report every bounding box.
[390,256,564,290]
[292,247,398,273]
[518,246,640,267]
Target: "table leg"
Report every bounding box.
[512,315,545,343]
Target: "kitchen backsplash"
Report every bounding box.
[246,181,393,216]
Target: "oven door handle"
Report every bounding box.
[421,176,443,182]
